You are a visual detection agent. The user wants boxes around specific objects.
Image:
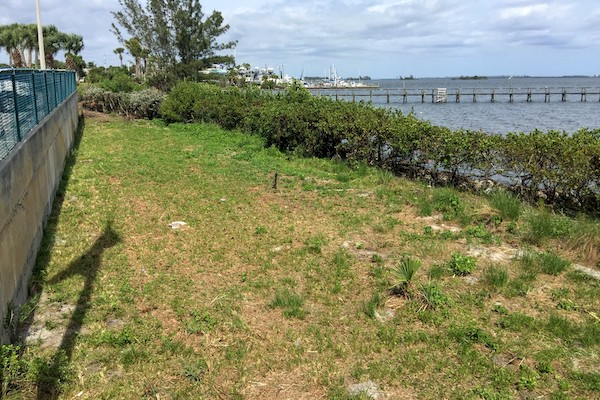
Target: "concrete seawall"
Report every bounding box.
[0,92,79,344]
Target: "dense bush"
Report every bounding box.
[80,86,165,119]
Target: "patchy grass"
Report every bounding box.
[2,112,600,399]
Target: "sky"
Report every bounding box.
[2,0,600,79]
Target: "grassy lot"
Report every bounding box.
[3,111,600,399]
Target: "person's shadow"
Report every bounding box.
[35,222,121,399]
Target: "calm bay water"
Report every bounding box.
[316,76,600,135]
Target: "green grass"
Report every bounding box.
[270,288,307,319]
[482,265,509,290]
[3,114,600,399]
[489,190,522,221]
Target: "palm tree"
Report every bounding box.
[0,24,21,67]
[64,33,84,73]
[114,47,125,67]
[22,24,38,67]
[124,37,143,78]
[0,25,12,65]
[42,25,67,69]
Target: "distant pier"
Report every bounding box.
[307,87,600,103]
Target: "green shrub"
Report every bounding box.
[448,252,477,276]
[100,73,142,93]
[127,88,165,119]
[160,81,207,123]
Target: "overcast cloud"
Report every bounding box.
[1,0,599,78]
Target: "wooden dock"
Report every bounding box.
[307,87,600,103]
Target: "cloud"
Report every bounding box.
[1,0,599,77]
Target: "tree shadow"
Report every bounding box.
[14,113,85,346]
[4,112,120,399]
[35,222,121,399]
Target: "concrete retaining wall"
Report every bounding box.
[0,92,79,344]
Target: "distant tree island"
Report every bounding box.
[452,75,488,80]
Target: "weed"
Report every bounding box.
[492,304,508,314]
[580,321,600,347]
[390,256,421,296]
[419,283,448,310]
[254,226,267,235]
[1,344,24,398]
[556,299,577,311]
[305,234,327,254]
[186,310,218,335]
[536,360,553,374]
[524,210,573,245]
[183,358,208,382]
[538,251,570,276]
[270,288,307,319]
[448,252,477,276]
[417,197,433,217]
[376,169,395,185]
[95,326,135,347]
[330,249,354,294]
[28,351,71,395]
[427,264,446,280]
[465,224,495,244]
[546,314,576,341]
[373,217,399,233]
[482,266,509,290]
[489,190,522,221]
[517,365,538,391]
[497,312,535,331]
[506,278,533,297]
[472,387,513,400]
[433,188,464,221]
[452,325,499,351]
[364,291,385,319]
[566,216,600,264]
[371,254,384,264]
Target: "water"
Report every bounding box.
[312,76,600,135]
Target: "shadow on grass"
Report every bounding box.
[8,113,120,399]
[35,222,121,399]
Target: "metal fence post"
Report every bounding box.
[10,72,22,141]
[44,71,50,115]
[32,71,39,124]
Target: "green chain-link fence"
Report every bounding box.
[0,69,76,161]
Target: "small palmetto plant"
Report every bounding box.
[390,256,421,296]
